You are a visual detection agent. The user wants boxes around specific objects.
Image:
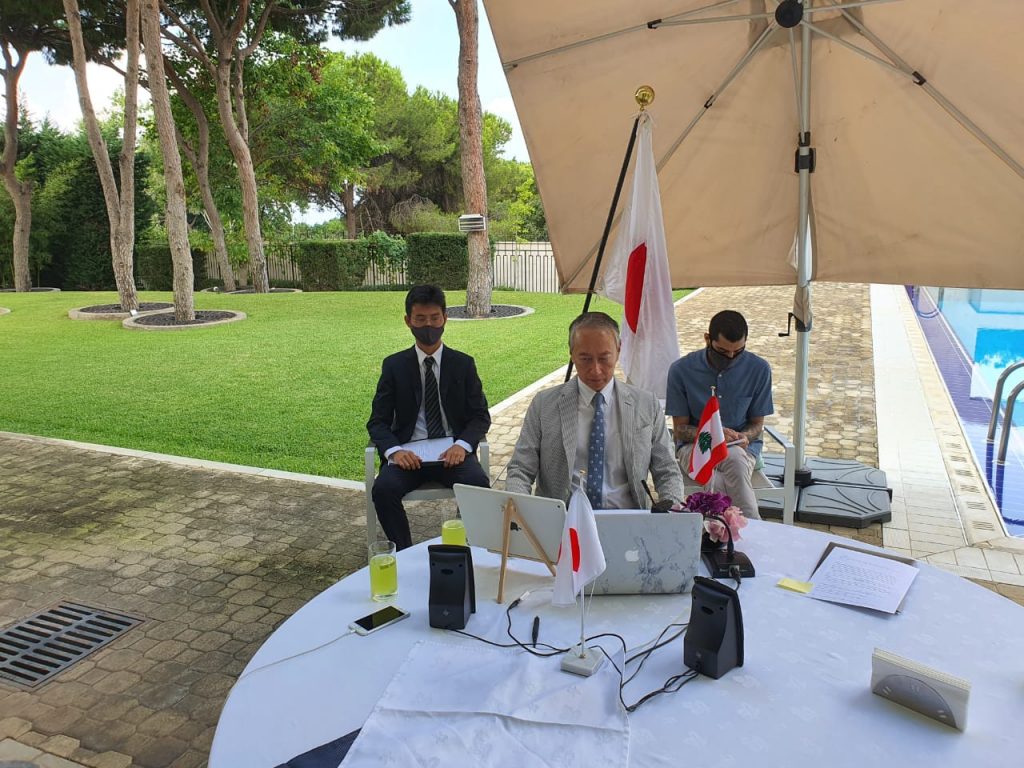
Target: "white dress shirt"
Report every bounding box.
[385,344,471,459]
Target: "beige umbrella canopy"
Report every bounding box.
[485,0,1024,293]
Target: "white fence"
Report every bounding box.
[205,241,561,293]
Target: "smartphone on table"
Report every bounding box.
[349,605,410,636]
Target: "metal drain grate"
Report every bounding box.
[0,602,142,689]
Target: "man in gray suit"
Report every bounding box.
[506,312,684,509]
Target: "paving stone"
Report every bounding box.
[39,734,80,758]
[0,719,32,740]
[131,736,189,768]
[83,752,133,768]
[0,738,42,761]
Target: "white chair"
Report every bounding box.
[681,426,797,525]
[364,441,490,556]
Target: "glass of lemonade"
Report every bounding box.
[441,519,467,546]
[369,540,398,601]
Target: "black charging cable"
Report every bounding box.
[450,593,699,713]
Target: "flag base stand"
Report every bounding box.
[496,499,557,604]
[561,645,605,677]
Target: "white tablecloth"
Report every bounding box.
[209,521,1024,768]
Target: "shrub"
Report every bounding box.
[389,197,459,235]
[294,240,369,291]
[136,244,208,291]
[406,233,469,289]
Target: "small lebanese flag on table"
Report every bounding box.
[689,393,728,485]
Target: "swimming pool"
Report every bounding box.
[911,287,1024,536]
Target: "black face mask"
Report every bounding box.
[707,344,742,372]
[411,324,444,347]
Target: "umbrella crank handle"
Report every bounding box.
[778,312,809,338]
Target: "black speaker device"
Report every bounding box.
[427,544,476,630]
[683,576,744,679]
[701,513,756,579]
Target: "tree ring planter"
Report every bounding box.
[0,286,60,292]
[122,309,246,331]
[0,308,9,316]
[199,287,302,294]
[69,302,174,320]
[228,287,302,294]
[446,304,533,321]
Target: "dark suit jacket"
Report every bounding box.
[367,345,490,460]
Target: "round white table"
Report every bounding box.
[210,521,1023,767]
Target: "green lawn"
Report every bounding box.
[0,289,678,480]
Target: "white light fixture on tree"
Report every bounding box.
[458,214,487,232]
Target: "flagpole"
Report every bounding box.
[564,85,655,383]
[578,589,587,657]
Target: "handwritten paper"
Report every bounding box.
[808,547,918,614]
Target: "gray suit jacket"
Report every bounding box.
[506,378,684,507]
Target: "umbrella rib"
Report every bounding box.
[656,12,776,28]
[657,22,779,175]
[821,0,1024,181]
[502,0,749,70]
[803,0,902,13]
[565,22,779,289]
[801,20,908,78]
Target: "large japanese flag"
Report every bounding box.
[600,112,680,399]
[552,486,607,607]
[689,395,728,485]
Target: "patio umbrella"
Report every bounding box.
[484,0,1024,468]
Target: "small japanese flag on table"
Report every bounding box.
[553,486,607,607]
[689,394,728,485]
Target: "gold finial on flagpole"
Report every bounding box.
[635,85,655,110]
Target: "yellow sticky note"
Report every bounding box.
[777,577,813,594]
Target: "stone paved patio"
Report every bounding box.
[1,283,1022,767]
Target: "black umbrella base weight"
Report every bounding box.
[757,455,892,528]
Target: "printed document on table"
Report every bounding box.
[391,437,453,464]
[808,546,919,614]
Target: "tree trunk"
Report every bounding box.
[63,0,140,311]
[201,181,235,292]
[451,0,491,317]
[141,0,193,322]
[1,46,32,292]
[344,182,357,239]
[167,65,236,292]
[213,55,270,293]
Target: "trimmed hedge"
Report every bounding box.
[136,245,208,291]
[294,240,369,291]
[406,233,468,289]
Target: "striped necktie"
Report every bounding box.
[423,356,445,439]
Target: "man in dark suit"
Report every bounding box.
[367,285,491,549]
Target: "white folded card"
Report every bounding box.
[389,437,453,464]
[871,648,971,731]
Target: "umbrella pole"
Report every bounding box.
[793,20,814,475]
[564,114,642,382]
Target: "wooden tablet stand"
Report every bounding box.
[496,498,557,603]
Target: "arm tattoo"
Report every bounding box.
[674,424,697,443]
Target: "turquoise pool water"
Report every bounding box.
[916,287,1024,535]
[923,288,1024,427]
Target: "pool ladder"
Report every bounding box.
[987,361,1024,464]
